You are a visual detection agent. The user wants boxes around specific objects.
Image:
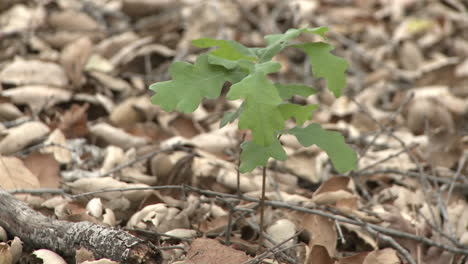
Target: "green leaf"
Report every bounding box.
[227,69,284,146]
[288,123,357,173]
[295,42,348,97]
[149,54,233,113]
[192,38,256,69]
[275,83,317,100]
[278,104,318,125]
[192,38,256,60]
[257,26,329,63]
[220,102,244,128]
[240,139,287,172]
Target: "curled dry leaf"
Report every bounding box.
[0,102,23,121]
[126,203,190,233]
[0,121,49,155]
[60,37,93,89]
[307,245,334,264]
[266,219,296,249]
[0,227,6,242]
[94,32,139,59]
[1,85,72,114]
[9,237,22,264]
[362,248,399,264]
[86,198,103,218]
[89,123,148,149]
[0,59,68,87]
[33,249,66,264]
[65,177,152,203]
[48,10,101,32]
[121,167,158,185]
[102,208,116,227]
[405,97,454,136]
[189,123,238,154]
[150,153,174,180]
[100,146,125,174]
[88,71,131,93]
[297,213,337,258]
[41,129,72,164]
[0,4,45,32]
[163,229,198,240]
[110,97,146,128]
[122,0,177,17]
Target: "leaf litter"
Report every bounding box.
[0,0,468,263]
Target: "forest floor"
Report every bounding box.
[0,0,468,263]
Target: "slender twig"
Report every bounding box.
[237,133,246,197]
[242,232,300,264]
[258,166,267,253]
[363,224,415,264]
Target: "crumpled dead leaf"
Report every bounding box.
[0,59,68,87]
[1,85,71,113]
[0,121,50,155]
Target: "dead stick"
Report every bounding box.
[0,189,161,264]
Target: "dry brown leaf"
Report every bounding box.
[89,123,148,149]
[126,203,190,233]
[0,59,68,87]
[0,155,40,191]
[41,129,72,164]
[0,102,23,121]
[100,146,125,174]
[94,32,139,59]
[298,213,337,258]
[338,252,368,264]
[88,71,131,93]
[22,152,60,188]
[314,177,351,195]
[48,10,101,32]
[33,249,66,264]
[184,238,251,264]
[65,177,152,203]
[60,37,93,89]
[58,103,89,139]
[0,227,6,242]
[1,85,72,113]
[307,245,335,264]
[110,97,146,128]
[266,219,296,248]
[0,121,49,155]
[122,0,177,17]
[362,248,399,264]
[0,4,45,32]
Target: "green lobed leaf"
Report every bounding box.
[278,104,318,125]
[288,123,357,173]
[192,38,256,69]
[192,38,256,59]
[295,42,348,97]
[239,138,287,172]
[149,54,234,113]
[275,83,317,100]
[220,102,244,128]
[257,26,329,63]
[227,65,284,146]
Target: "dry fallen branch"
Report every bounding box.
[0,188,162,264]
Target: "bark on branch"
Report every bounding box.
[0,189,161,263]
